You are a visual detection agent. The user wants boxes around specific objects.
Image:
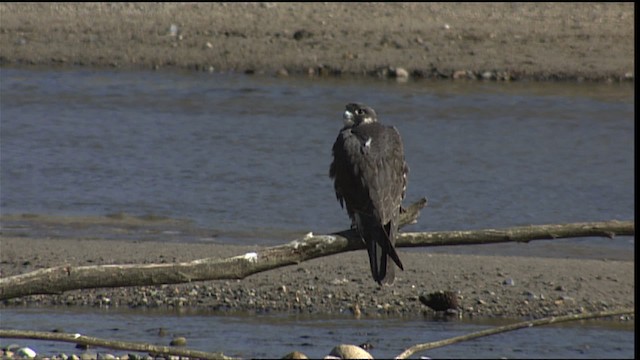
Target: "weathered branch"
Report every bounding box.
[395,307,635,359]
[0,196,633,301]
[0,329,234,360]
[397,220,634,247]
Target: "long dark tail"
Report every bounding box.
[357,215,404,285]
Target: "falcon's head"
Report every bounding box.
[343,103,377,127]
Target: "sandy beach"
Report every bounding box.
[0,3,634,81]
[0,223,634,319]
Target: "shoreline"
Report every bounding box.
[0,3,634,82]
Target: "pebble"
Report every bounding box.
[168,24,178,37]
[331,278,349,285]
[80,353,95,360]
[329,344,373,359]
[452,70,469,79]
[351,303,361,318]
[503,278,515,286]
[169,336,187,346]
[16,347,37,358]
[293,29,313,40]
[496,71,512,81]
[481,71,495,80]
[282,351,309,359]
[392,67,409,79]
[419,291,459,311]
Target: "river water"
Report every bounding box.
[0,68,635,357]
[0,307,634,359]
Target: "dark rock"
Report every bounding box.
[419,291,460,312]
[293,30,313,40]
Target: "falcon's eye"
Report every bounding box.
[355,109,365,115]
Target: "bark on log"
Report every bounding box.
[397,220,634,247]
[0,196,634,300]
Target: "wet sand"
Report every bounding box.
[0,3,634,81]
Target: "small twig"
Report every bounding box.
[0,329,235,360]
[395,308,635,359]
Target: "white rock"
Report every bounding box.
[482,71,495,80]
[329,344,373,359]
[394,67,409,78]
[80,353,96,360]
[169,24,178,37]
[16,347,37,358]
[243,252,258,262]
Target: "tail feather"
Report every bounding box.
[357,214,403,285]
[384,221,404,271]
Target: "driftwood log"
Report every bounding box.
[395,307,635,359]
[0,198,634,300]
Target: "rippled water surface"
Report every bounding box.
[0,69,635,358]
[0,68,634,258]
[0,307,634,359]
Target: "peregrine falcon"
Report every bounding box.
[329,103,409,285]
